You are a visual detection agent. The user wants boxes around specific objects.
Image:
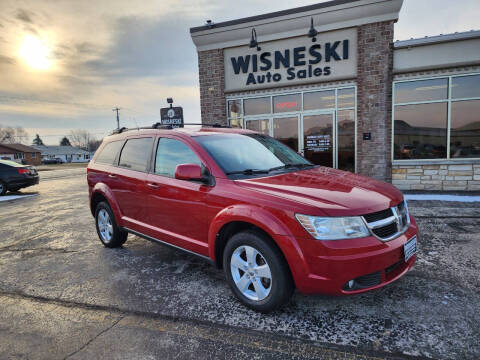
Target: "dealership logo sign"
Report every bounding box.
[160,106,184,128]
[224,28,357,91]
[231,41,349,86]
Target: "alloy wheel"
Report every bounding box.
[97,209,113,243]
[230,245,272,301]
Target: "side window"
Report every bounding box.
[155,138,202,178]
[118,137,154,172]
[95,140,124,164]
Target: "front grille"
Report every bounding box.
[363,208,393,223]
[372,222,398,238]
[362,200,409,241]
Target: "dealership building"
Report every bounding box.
[190,0,480,191]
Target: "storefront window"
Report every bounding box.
[230,118,243,128]
[451,74,480,99]
[394,103,448,159]
[244,97,270,115]
[303,90,335,110]
[394,78,448,104]
[393,74,480,160]
[337,88,355,108]
[228,100,242,119]
[450,100,480,158]
[337,110,355,172]
[245,119,269,135]
[273,94,301,113]
[227,85,358,170]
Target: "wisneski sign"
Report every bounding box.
[224,28,357,92]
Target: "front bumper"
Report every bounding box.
[281,216,419,295]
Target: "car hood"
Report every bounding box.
[235,167,403,216]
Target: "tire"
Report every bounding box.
[0,181,6,196]
[95,201,127,248]
[223,230,294,313]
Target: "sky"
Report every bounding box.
[0,0,479,145]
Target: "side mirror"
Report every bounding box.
[175,163,203,182]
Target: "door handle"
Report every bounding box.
[108,174,116,178]
[147,183,160,189]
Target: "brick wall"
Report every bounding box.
[25,152,41,166]
[356,21,394,181]
[198,49,227,125]
[392,163,480,191]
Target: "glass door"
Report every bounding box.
[273,115,299,152]
[302,112,335,167]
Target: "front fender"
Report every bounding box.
[91,183,123,226]
[207,205,308,282]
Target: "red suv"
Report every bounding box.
[87,125,418,312]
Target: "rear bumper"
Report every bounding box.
[9,176,39,189]
[279,217,419,295]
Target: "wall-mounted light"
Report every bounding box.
[308,17,318,42]
[249,28,261,51]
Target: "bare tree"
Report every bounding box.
[88,139,102,152]
[69,129,94,151]
[0,125,29,144]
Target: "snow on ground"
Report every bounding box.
[0,194,37,202]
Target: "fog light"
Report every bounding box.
[348,280,355,289]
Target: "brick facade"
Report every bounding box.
[198,49,227,125]
[0,144,41,166]
[356,21,394,181]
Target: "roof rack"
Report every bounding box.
[110,122,231,135]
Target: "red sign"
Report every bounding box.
[276,101,298,109]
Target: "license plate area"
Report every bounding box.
[404,235,417,262]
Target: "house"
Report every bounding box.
[0,143,42,165]
[33,145,91,163]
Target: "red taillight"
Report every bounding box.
[18,168,29,174]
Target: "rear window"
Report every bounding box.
[0,159,23,167]
[95,140,124,165]
[118,137,153,172]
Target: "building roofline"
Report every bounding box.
[190,0,361,33]
[0,143,40,153]
[394,30,480,49]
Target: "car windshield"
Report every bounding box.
[195,133,313,177]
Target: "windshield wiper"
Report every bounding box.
[226,169,270,175]
[267,163,314,172]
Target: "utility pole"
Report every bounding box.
[112,107,121,129]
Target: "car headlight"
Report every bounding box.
[295,214,370,240]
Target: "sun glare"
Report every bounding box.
[18,35,53,70]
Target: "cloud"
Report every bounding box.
[15,9,34,23]
[0,55,14,64]
[81,14,198,81]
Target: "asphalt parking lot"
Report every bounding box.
[0,169,479,360]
